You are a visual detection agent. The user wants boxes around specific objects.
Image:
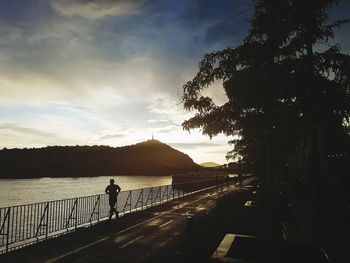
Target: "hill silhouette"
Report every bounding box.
[0,140,200,179]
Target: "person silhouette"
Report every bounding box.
[105,179,121,220]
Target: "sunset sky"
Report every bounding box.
[1,0,349,164]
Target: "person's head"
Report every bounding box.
[110,179,114,185]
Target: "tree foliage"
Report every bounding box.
[182,0,350,171]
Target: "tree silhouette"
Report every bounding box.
[0,141,199,179]
[182,0,350,181]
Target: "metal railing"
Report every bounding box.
[0,178,233,254]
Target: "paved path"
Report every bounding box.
[1,179,256,263]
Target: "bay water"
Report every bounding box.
[0,175,172,207]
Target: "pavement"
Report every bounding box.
[1,178,257,263]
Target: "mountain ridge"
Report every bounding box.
[0,140,200,179]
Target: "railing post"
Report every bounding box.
[141,189,144,208]
[45,202,49,239]
[154,186,161,204]
[135,189,144,211]
[35,203,49,239]
[75,198,78,230]
[130,191,132,213]
[89,195,100,224]
[65,198,78,230]
[145,187,153,207]
[97,195,100,223]
[159,186,162,203]
[6,207,10,253]
[161,185,169,202]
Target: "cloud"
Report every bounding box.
[147,118,169,124]
[147,95,184,117]
[0,123,74,149]
[98,128,136,140]
[201,80,228,106]
[100,134,126,140]
[0,123,57,138]
[169,142,222,149]
[52,0,142,19]
[0,25,23,44]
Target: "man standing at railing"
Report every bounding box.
[105,179,121,220]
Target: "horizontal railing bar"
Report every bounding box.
[0,178,230,210]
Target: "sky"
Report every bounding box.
[0,0,349,164]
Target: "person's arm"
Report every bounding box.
[116,185,121,194]
[105,186,109,194]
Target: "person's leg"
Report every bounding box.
[110,199,117,219]
[113,207,118,218]
[109,199,116,219]
[109,205,114,219]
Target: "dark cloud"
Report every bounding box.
[0,0,53,24]
[142,0,252,47]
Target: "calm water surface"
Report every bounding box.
[0,176,172,207]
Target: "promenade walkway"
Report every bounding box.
[1,179,256,263]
